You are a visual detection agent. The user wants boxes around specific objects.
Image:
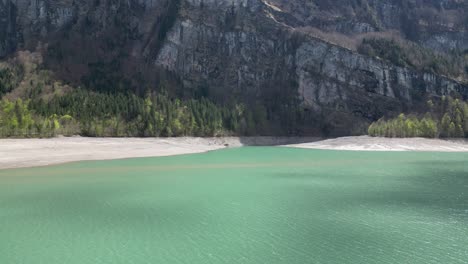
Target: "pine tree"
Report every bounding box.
[448,122,456,138]
[440,113,451,138]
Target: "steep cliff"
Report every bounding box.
[267,0,468,52]
[0,0,467,135]
[155,0,467,134]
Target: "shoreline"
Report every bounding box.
[284,136,468,152]
[0,137,241,170]
[1,136,468,169]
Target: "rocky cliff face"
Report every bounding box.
[0,0,17,57]
[267,0,468,52]
[0,0,467,135]
[155,0,467,134]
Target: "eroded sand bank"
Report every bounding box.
[1,136,468,169]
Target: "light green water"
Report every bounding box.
[1,147,468,264]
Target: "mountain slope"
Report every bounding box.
[0,0,467,136]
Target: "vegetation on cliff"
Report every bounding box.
[358,38,468,82]
[0,68,16,97]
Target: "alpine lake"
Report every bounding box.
[1,147,468,263]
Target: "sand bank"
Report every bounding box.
[285,136,468,152]
[0,137,243,169]
[1,136,467,169]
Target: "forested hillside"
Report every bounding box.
[0,57,267,137]
[0,52,304,137]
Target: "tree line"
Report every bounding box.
[1,89,276,138]
[368,96,468,138]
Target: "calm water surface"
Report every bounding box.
[1,147,468,263]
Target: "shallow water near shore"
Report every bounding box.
[1,147,468,263]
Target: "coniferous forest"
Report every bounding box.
[0,90,256,138]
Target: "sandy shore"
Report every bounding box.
[1,136,468,169]
[0,137,244,170]
[286,136,468,152]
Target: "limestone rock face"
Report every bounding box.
[266,0,468,52]
[155,0,466,127]
[0,0,467,135]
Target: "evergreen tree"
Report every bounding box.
[440,114,452,138]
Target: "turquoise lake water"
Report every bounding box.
[1,147,468,263]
